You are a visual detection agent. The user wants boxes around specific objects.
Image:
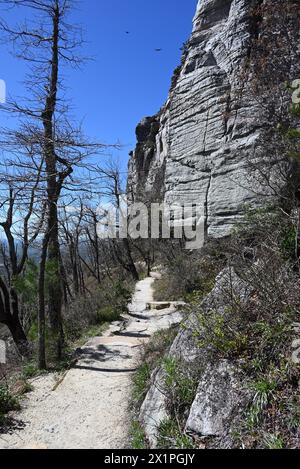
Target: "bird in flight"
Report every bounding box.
[125,31,130,34]
[155,48,162,52]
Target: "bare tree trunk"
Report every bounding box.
[38,236,48,370]
[7,315,28,358]
[47,210,64,359]
[122,239,139,281]
[42,5,64,360]
[0,277,29,357]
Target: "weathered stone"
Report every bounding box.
[138,267,252,447]
[139,368,168,448]
[185,360,249,438]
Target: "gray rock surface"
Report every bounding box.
[185,360,249,438]
[139,367,169,448]
[128,0,273,238]
[139,267,252,448]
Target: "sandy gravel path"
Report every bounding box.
[0,274,183,449]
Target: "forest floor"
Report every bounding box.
[0,273,183,449]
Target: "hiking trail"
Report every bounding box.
[0,273,183,449]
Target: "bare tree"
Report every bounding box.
[0,168,45,354]
[0,0,108,367]
[94,161,140,281]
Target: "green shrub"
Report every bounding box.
[153,247,223,302]
[250,378,277,410]
[64,278,134,342]
[162,357,199,421]
[262,433,285,450]
[130,328,179,414]
[96,305,120,324]
[130,421,147,449]
[0,385,20,423]
[194,310,249,359]
[132,363,151,409]
[157,419,195,449]
[22,362,41,379]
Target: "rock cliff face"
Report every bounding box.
[128,0,269,238]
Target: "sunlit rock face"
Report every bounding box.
[128,0,269,238]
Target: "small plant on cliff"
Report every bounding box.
[131,363,151,408]
[163,357,198,411]
[246,378,278,429]
[262,433,285,450]
[129,421,147,449]
[157,419,195,450]
[194,309,249,359]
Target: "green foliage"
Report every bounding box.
[130,328,178,415]
[95,305,120,324]
[285,128,300,140]
[153,249,223,302]
[246,403,262,430]
[28,321,40,342]
[162,357,199,415]
[22,361,41,379]
[132,363,151,408]
[130,421,147,449]
[281,225,297,257]
[287,150,300,161]
[0,385,20,423]
[157,419,195,450]
[250,378,277,411]
[290,102,300,117]
[195,310,248,358]
[262,433,285,450]
[45,259,60,289]
[64,278,133,343]
[13,259,38,306]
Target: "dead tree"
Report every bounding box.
[0,172,45,355]
[95,162,139,281]
[0,0,109,367]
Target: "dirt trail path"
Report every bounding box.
[0,274,183,449]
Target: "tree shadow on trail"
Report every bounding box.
[0,416,27,436]
[72,364,137,373]
[74,344,133,365]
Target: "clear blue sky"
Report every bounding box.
[0,0,197,172]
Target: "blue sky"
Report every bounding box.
[0,0,197,172]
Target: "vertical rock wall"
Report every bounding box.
[128,0,270,237]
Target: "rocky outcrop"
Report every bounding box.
[128,0,274,238]
[185,361,249,440]
[138,268,253,448]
